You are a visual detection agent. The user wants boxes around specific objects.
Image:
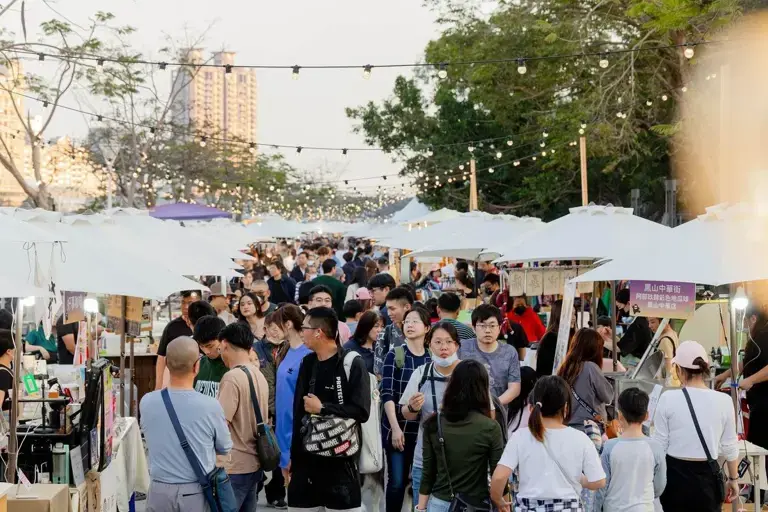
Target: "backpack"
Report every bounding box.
[343,351,383,474]
[394,345,432,370]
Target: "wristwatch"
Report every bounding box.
[728,476,739,481]
[408,404,418,413]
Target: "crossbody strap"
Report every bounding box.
[161,389,208,487]
[571,388,600,420]
[681,388,714,462]
[434,373,455,500]
[238,366,265,426]
[541,438,584,504]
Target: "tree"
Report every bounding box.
[0,10,128,209]
[347,0,742,220]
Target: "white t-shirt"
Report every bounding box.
[651,387,739,461]
[499,426,605,500]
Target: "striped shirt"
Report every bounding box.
[380,344,430,444]
[441,318,476,342]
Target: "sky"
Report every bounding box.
[9,0,442,193]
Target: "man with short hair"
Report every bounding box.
[436,292,476,341]
[193,316,228,398]
[482,273,502,306]
[155,290,201,391]
[311,259,346,317]
[342,300,364,334]
[377,256,390,275]
[251,280,279,315]
[290,251,310,283]
[296,261,319,305]
[316,246,332,273]
[218,323,270,511]
[0,329,15,412]
[287,307,371,512]
[209,282,237,325]
[369,272,397,327]
[141,337,233,512]
[342,251,356,283]
[459,304,521,406]
[309,285,351,343]
[373,287,413,378]
[267,261,297,305]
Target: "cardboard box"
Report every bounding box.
[8,484,69,512]
[69,482,87,512]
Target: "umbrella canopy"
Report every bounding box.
[151,203,231,221]
[0,211,67,243]
[495,205,670,263]
[404,213,544,261]
[390,198,431,223]
[572,203,768,286]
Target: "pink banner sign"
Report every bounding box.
[629,280,695,319]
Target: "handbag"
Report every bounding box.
[682,388,727,503]
[433,376,492,512]
[571,389,620,439]
[161,389,237,512]
[300,352,360,458]
[238,366,281,472]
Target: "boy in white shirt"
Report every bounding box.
[596,387,666,512]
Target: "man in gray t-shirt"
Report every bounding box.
[459,337,521,401]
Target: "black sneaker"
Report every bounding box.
[268,499,288,510]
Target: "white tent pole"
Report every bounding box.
[7,300,24,482]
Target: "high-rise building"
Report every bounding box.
[171,49,258,144]
[0,59,27,205]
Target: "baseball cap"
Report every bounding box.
[355,287,372,300]
[672,340,709,369]
[209,282,234,297]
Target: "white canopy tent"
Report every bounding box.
[246,216,307,238]
[401,207,461,227]
[495,205,671,263]
[572,203,768,286]
[390,198,430,224]
[403,213,544,261]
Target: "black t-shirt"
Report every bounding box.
[505,319,529,350]
[0,364,12,411]
[290,350,371,466]
[744,326,768,407]
[56,316,78,365]
[157,317,193,357]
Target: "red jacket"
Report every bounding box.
[507,306,546,342]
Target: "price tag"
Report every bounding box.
[22,374,39,394]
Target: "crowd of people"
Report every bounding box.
[137,237,753,512]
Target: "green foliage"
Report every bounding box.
[347,0,743,220]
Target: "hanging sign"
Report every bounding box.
[63,291,86,324]
[629,280,695,319]
[107,296,143,336]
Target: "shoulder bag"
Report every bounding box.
[433,377,492,512]
[540,436,584,508]
[237,366,281,472]
[161,389,237,512]
[682,388,727,503]
[300,351,361,458]
[571,388,620,439]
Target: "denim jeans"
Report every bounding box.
[230,470,264,512]
[410,465,423,509]
[427,496,451,512]
[386,442,416,512]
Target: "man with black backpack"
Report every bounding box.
[287,307,371,512]
[218,323,271,511]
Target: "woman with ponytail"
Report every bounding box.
[653,341,739,511]
[490,376,605,512]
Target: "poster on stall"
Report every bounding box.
[106,296,143,336]
[629,280,695,319]
[63,291,86,324]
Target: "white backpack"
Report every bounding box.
[343,351,384,474]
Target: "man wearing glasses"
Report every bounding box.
[459,304,521,406]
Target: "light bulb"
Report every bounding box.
[646,100,653,106]
[468,146,475,153]
[459,164,465,170]
[543,131,549,138]
[681,86,688,93]
[684,46,694,59]
[496,151,502,159]
[426,148,433,157]
[516,58,527,75]
[580,121,587,129]
[733,286,748,310]
[506,140,513,146]
[292,65,300,80]
[363,65,372,79]
[599,54,609,69]
[437,63,448,79]
[488,168,494,174]
[513,161,520,166]
[532,156,537,161]
[662,94,668,101]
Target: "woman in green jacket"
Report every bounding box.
[416,360,504,512]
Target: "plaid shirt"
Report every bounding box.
[380,345,429,444]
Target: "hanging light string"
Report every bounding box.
[7,40,711,74]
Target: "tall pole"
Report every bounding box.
[469,159,478,211]
[7,302,24,482]
[579,137,588,206]
[119,296,127,417]
[719,64,730,204]
[106,160,113,210]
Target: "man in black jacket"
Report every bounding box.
[286,307,371,511]
[616,288,653,368]
[290,252,310,283]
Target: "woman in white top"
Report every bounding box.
[490,375,606,512]
[652,340,740,512]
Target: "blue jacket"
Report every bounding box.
[268,276,297,305]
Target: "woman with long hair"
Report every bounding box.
[343,310,382,374]
[381,307,432,512]
[416,360,503,512]
[536,300,575,377]
[653,341,739,511]
[365,259,378,282]
[273,305,311,488]
[490,376,605,512]
[237,292,266,340]
[345,266,369,302]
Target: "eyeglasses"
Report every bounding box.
[430,338,456,347]
[475,323,500,331]
[403,319,424,326]
[301,325,316,331]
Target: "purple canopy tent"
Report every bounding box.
[150,203,232,221]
